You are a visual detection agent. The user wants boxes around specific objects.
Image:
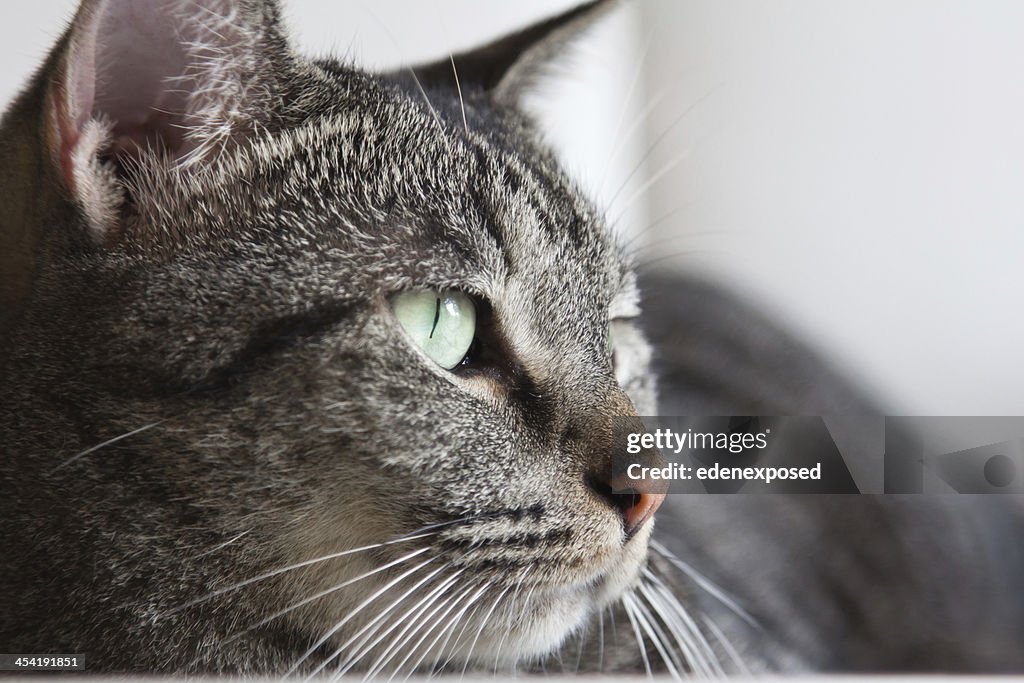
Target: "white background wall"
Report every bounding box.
[3,1,1022,415]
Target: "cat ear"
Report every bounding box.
[45,0,294,238]
[411,0,617,108]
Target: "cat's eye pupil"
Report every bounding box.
[391,289,477,371]
[429,297,442,338]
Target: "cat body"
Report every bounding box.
[2,0,1023,676]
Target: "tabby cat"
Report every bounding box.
[2,0,1023,676]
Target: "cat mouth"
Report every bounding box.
[453,527,652,666]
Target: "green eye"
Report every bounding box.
[391,290,477,370]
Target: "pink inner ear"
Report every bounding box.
[66,0,195,162]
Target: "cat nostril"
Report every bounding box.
[586,475,667,539]
[617,486,666,537]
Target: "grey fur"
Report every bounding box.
[1,0,1023,677]
[0,0,656,674]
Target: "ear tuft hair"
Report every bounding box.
[45,0,294,239]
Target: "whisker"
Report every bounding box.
[51,420,164,472]
[217,546,432,650]
[613,149,691,223]
[348,569,465,678]
[408,68,445,134]
[288,557,440,679]
[349,0,444,134]
[606,83,724,210]
[601,86,669,193]
[430,577,497,676]
[166,531,439,616]
[382,579,482,680]
[430,0,468,135]
[450,55,468,134]
[573,615,587,673]
[419,580,492,677]
[621,592,653,677]
[649,539,758,628]
[303,557,456,679]
[625,228,724,258]
[637,578,708,678]
[701,612,750,675]
[597,26,657,193]
[634,248,718,273]
[459,582,515,677]
[193,529,252,558]
[642,568,726,676]
[625,591,683,679]
[616,203,690,255]
[491,580,535,674]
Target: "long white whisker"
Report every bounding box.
[432,576,499,676]
[639,584,696,677]
[167,532,437,616]
[460,583,514,677]
[626,591,683,679]
[621,592,653,677]
[573,616,587,673]
[51,420,164,472]
[701,612,749,675]
[606,83,724,209]
[450,56,468,134]
[290,557,438,680]
[349,0,444,133]
[650,539,758,628]
[431,0,467,134]
[316,560,452,681]
[602,87,669,194]
[352,570,465,679]
[385,579,482,680]
[408,68,445,134]
[638,579,708,678]
[612,150,690,222]
[598,27,657,193]
[491,580,535,674]
[422,580,492,677]
[220,546,432,649]
[194,529,252,558]
[642,569,724,677]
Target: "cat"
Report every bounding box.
[2,0,1023,677]
[0,0,668,674]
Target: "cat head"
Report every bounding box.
[7,0,663,672]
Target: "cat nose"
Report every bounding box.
[587,460,669,539]
[577,391,668,538]
[608,480,667,537]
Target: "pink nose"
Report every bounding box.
[591,471,669,538]
[619,487,667,535]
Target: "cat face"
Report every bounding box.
[1,0,662,673]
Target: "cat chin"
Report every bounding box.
[453,585,594,669]
[459,531,653,669]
